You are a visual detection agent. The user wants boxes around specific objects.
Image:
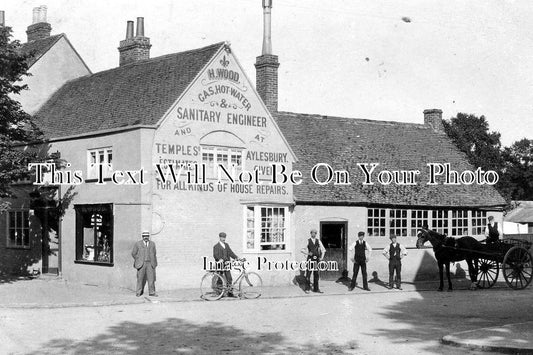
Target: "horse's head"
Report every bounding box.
[416,228,429,249]
[416,223,432,248]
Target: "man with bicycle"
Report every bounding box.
[213,232,239,297]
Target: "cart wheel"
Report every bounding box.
[476,258,499,289]
[502,246,533,290]
[200,272,226,301]
[239,272,263,299]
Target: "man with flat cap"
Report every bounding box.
[131,230,158,297]
[349,231,372,291]
[213,232,239,297]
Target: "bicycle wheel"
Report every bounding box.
[200,272,226,301]
[239,272,263,299]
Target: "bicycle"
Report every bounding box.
[200,259,263,301]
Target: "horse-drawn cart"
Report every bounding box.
[476,238,533,290]
[417,229,533,291]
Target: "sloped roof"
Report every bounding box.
[505,201,533,223]
[274,111,506,208]
[34,42,224,138]
[20,34,64,68]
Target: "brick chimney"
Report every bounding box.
[255,0,279,113]
[423,109,444,132]
[0,11,5,27]
[118,17,151,66]
[26,6,51,42]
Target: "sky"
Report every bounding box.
[2,0,532,147]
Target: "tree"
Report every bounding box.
[442,113,514,201]
[443,113,504,171]
[0,25,43,200]
[500,138,533,200]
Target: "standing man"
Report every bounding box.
[484,216,502,244]
[213,232,239,297]
[382,234,407,290]
[349,231,372,291]
[131,230,158,297]
[300,229,326,293]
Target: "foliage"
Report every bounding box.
[443,113,504,171]
[500,139,533,200]
[0,25,43,198]
[30,185,77,233]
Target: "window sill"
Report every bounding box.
[74,260,114,267]
[6,246,31,250]
[242,250,292,254]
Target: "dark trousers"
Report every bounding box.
[351,260,367,289]
[389,260,401,287]
[136,263,156,295]
[305,260,319,291]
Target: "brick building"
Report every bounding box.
[1,2,506,289]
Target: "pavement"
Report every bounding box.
[1,274,532,353]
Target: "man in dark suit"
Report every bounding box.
[213,232,239,297]
[131,230,158,297]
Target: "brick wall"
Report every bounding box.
[255,54,279,113]
[118,37,151,66]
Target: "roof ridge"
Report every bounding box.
[73,41,225,80]
[275,110,427,127]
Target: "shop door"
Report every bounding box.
[320,222,347,280]
[42,230,59,274]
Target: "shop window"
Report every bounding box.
[410,210,429,236]
[451,210,469,236]
[389,209,408,237]
[75,204,113,264]
[367,208,386,236]
[201,146,243,179]
[471,211,487,237]
[431,210,449,236]
[244,206,287,251]
[6,210,30,248]
[87,148,113,180]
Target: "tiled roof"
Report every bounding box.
[34,42,224,138]
[274,112,506,208]
[505,201,533,223]
[20,34,64,68]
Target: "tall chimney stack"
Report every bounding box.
[255,0,279,113]
[26,5,51,42]
[136,17,144,37]
[118,17,151,66]
[423,109,444,132]
[126,20,134,39]
[0,11,5,27]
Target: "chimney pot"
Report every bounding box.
[32,7,39,24]
[423,109,444,132]
[126,20,134,39]
[0,11,5,27]
[39,5,47,23]
[136,17,144,37]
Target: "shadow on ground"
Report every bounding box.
[28,318,358,355]
[366,267,533,354]
[0,274,36,284]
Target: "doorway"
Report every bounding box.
[320,222,347,280]
[42,229,59,275]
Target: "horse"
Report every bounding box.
[416,227,483,291]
